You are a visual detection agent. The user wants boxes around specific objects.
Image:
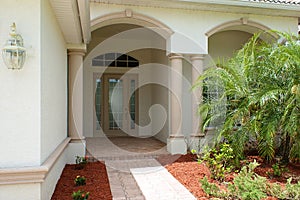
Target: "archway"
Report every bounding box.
[206,18,277,64]
[83,12,173,157]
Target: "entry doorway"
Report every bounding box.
[94,73,138,137]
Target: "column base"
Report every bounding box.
[167,136,187,155]
[189,134,206,153]
[67,139,86,164]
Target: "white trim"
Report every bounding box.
[91,11,173,38]
[77,0,91,43]
[0,138,71,185]
[90,0,300,17]
[206,18,277,39]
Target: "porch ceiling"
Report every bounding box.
[49,0,91,44]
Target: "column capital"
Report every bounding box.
[68,49,86,56]
[67,43,87,56]
[190,54,205,61]
[168,53,183,60]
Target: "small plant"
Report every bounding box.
[229,160,268,200]
[200,177,228,198]
[74,175,86,186]
[75,156,88,170]
[200,143,234,181]
[72,190,90,200]
[272,163,282,177]
[200,160,300,200]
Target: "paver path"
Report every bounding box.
[105,158,196,200]
[131,166,196,200]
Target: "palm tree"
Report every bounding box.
[194,32,300,163]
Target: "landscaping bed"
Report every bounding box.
[51,161,112,200]
[158,154,300,200]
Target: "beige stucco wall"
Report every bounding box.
[208,30,253,64]
[90,2,298,55]
[0,183,41,200]
[41,0,68,163]
[0,1,69,199]
[0,0,41,168]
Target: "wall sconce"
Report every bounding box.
[2,23,26,70]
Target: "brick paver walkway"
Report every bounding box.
[86,137,196,200]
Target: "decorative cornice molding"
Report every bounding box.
[90,10,173,38]
[0,138,71,185]
[205,18,279,40]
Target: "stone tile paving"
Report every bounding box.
[131,166,196,200]
[105,159,196,200]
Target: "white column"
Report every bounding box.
[68,48,86,161]
[191,54,205,135]
[170,53,183,136]
[167,53,186,154]
[190,54,205,152]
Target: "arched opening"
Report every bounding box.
[83,13,172,156]
[206,19,277,63]
[203,20,276,129]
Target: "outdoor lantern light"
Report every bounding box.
[2,23,26,70]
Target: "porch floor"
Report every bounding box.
[86,136,169,160]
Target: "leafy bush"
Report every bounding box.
[72,190,90,200]
[74,175,86,186]
[75,156,88,170]
[200,160,300,200]
[201,143,234,181]
[195,32,300,163]
[228,160,267,200]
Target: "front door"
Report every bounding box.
[95,74,138,137]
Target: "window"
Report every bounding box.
[203,77,226,127]
[92,53,139,67]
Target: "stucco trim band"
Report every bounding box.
[0,137,71,185]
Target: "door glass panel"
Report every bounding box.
[109,79,123,130]
[130,79,136,129]
[95,78,101,130]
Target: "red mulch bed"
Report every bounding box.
[51,161,112,200]
[157,154,300,200]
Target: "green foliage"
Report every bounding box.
[268,178,300,199]
[271,163,284,177]
[74,175,86,186]
[199,177,229,199]
[72,190,90,200]
[229,160,268,200]
[194,31,300,162]
[201,143,234,181]
[75,156,88,170]
[200,160,300,200]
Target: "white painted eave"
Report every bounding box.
[90,0,300,17]
[77,0,91,43]
[50,0,91,45]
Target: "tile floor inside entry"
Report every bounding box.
[86,137,169,160]
[86,137,196,200]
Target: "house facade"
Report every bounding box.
[0,0,299,199]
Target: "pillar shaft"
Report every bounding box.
[68,49,85,141]
[191,54,205,136]
[169,53,183,137]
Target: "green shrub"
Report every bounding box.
[74,175,86,186]
[200,160,300,200]
[228,160,267,200]
[72,190,90,200]
[75,156,88,170]
[201,143,234,181]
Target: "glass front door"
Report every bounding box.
[95,74,138,137]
